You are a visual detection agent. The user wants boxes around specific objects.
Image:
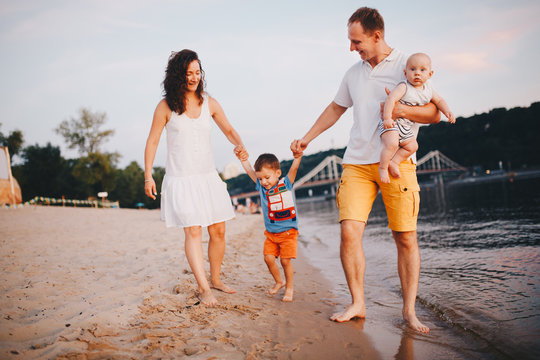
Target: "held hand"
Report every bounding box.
[234,145,249,161]
[292,148,303,159]
[144,178,157,200]
[383,119,395,129]
[290,138,308,154]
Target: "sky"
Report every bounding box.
[1,0,539,173]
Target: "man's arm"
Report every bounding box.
[383,87,441,124]
[291,101,347,153]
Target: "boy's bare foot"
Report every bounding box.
[211,281,236,294]
[388,161,401,178]
[282,288,293,302]
[269,282,285,295]
[197,289,218,307]
[330,303,366,322]
[403,312,430,333]
[379,167,391,183]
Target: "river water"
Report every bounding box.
[296,175,540,359]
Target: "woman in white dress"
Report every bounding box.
[144,49,245,306]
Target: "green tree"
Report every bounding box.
[12,143,77,201]
[110,161,145,208]
[55,108,114,156]
[0,123,24,160]
[72,152,119,197]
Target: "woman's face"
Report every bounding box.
[186,60,201,92]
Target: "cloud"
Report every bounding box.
[439,52,496,72]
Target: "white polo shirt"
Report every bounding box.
[334,49,419,164]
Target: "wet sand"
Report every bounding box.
[1,206,468,359]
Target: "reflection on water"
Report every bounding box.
[297,176,540,359]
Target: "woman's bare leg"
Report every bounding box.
[208,222,235,293]
[184,226,217,306]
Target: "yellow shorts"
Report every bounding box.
[336,160,420,232]
[263,228,298,259]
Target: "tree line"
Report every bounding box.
[2,102,538,208]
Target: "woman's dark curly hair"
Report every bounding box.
[162,49,205,114]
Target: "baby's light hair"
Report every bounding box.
[407,53,432,68]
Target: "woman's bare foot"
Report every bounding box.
[269,281,285,295]
[198,289,218,307]
[403,312,430,333]
[282,288,293,302]
[378,166,391,183]
[388,161,401,178]
[210,281,236,294]
[330,303,366,322]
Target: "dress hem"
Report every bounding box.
[161,214,236,229]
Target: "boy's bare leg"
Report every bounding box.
[388,138,419,178]
[379,130,399,183]
[280,258,294,302]
[393,230,430,333]
[331,220,367,322]
[184,226,218,306]
[208,222,236,294]
[264,254,285,294]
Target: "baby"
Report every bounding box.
[379,52,455,183]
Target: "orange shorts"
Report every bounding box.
[263,228,298,259]
[336,160,420,232]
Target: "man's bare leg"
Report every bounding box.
[379,131,399,183]
[265,254,285,294]
[393,230,430,333]
[208,222,236,294]
[330,220,367,322]
[280,258,294,302]
[388,138,418,178]
[184,226,218,306]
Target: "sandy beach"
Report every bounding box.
[1,206,473,359]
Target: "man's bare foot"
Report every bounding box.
[388,161,401,178]
[378,167,391,183]
[282,288,293,302]
[269,282,285,295]
[211,281,236,294]
[403,312,430,333]
[198,289,218,307]
[330,303,366,322]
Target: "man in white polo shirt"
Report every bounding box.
[291,7,440,333]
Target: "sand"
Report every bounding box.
[0,206,472,359]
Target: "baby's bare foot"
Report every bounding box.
[379,167,391,183]
[269,282,285,295]
[330,303,366,322]
[388,161,401,178]
[282,288,293,302]
[198,289,218,307]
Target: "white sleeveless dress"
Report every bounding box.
[160,95,235,228]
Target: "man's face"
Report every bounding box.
[348,22,378,63]
[255,166,281,190]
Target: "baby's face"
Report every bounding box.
[405,55,433,88]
